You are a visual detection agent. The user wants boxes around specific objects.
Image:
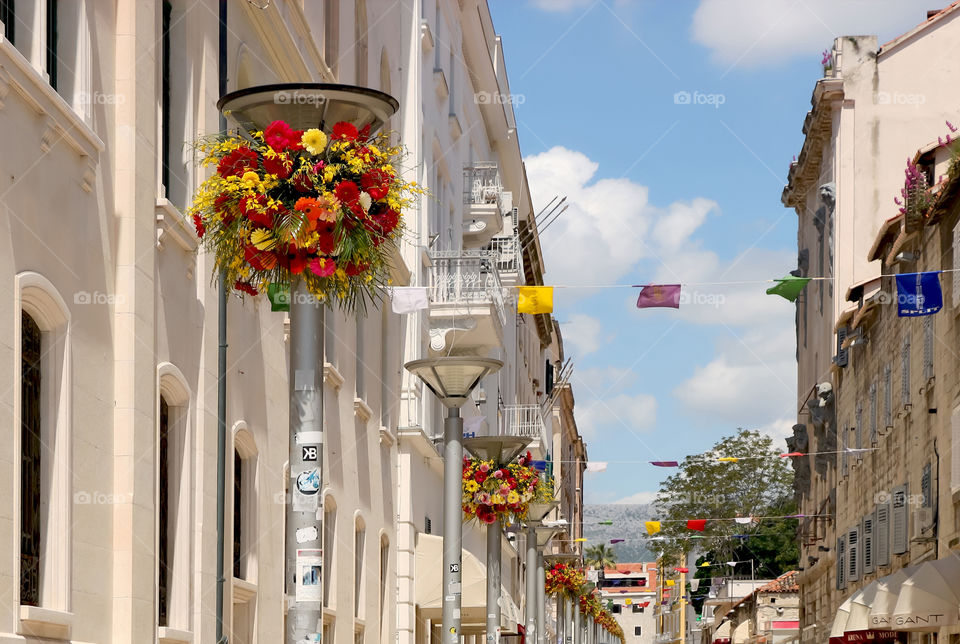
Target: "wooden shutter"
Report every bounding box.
[891,484,909,554]
[836,534,846,590]
[883,364,892,429]
[847,526,860,582]
[875,501,891,567]
[901,336,911,407]
[923,317,934,382]
[869,383,878,445]
[862,513,875,574]
[836,327,849,367]
[952,407,960,493]
[855,403,863,451]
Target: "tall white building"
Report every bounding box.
[0,1,585,644]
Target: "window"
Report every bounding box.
[233,449,242,578]
[883,364,892,429]
[324,499,337,605]
[2,0,14,44]
[921,463,932,508]
[45,0,83,109]
[159,0,190,208]
[634,627,642,637]
[232,428,258,583]
[354,1,367,86]
[379,537,389,632]
[424,515,432,534]
[354,519,366,618]
[20,311,42,607]
[158,397,170,625]
[923,317,934,382]
[902,335,911,406]
[323,0,339,75]
[16,272,71,613]
[869,383,877,445]
[612,604,621,614]
[45,0,56,90]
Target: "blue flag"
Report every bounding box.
[895,271,943,317]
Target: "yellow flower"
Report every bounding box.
[301,128,328,155]
[241,171,261,189]
[464,481,480,493]
[250,228,277,250]
[507,490,520,504]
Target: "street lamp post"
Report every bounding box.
[217,83,399,644]
[406,358,504,644]
[525,505,559,644]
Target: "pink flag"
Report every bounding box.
[636,284,681,309]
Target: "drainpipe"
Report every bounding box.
[216,1,228,642]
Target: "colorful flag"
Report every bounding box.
[650,461,679,467]
[518,286,554,314]
[895,271,943,316]
[625,599,632,605]
[391,286,429,314]
[645,521,661,535]
[686,519,707,532]
[780,452,804,457]
[665,580,675,587]
[766,275,811,302]
[267,283,290,312]
[718,457,739,463]
[636,284,681,309]
[689,579,700,592]
[734,517,754,525]
[639,602,651,608]
[586,462,608,473]
[675,567,690,573]
[610,538,624,544]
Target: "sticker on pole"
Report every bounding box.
[293,468,321,512]
[450,563,460,573]
[295,548,323,602]
[302,445,318,462]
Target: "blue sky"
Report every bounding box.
[488,0,935,504]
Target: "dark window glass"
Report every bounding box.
[233,450,242,578]
[20,311,42,606]
[160,1,172,192]
[1,0,14,44]
[45,0,57,90]
[158,397,170,625]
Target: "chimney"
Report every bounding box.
[927,9,943,19]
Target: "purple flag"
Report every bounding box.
[650,461,679,467]
[636,284,681,309]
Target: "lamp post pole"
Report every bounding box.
[537,553,546,644]
[573,599,581,644]
[486,518,502,644]
[526,526,539,641]
[443,407,464,644]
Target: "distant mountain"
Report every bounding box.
[582,504,656,564]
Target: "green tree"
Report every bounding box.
[651,429,797,572]
[584,543,617,571]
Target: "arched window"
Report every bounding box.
[16,271,71,617]
[231,424,259,643]
[354,515,366,618]
[323,495,337,606]
[379,533,390,636]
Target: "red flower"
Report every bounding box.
[309,257,336,277]
[292,170,316,193]
[262,152,292,179]
[192,214,205,238]
[332,121,359,141]
[264,120,303,152]
[234,280,258,296]
[358,123,371,142]
[244,244,277,271]
[289,252,308,275]
[214,193,237,225]
[217,147,258,177]
[474,470,487,484]
[345,260,369,277]
[361,168,392,200]
[335,180,360,206]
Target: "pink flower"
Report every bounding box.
[479,462,490,473]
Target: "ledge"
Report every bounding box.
[433,69,449,100]
[354,397,373,423]
[232,577,257,604]
[421,20,434,51]
[18,605,73,640]
[324,362,345,392]
[379,425,397,446]
[158,626,194,644]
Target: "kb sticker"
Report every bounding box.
[302,445,318,462]
[296,469,321,495]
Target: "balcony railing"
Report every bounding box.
[489,234,523,274]
[428,251,506,325]
[464,163,502,205]
[502,404,549,453]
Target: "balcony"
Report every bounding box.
[426,251,506,353]
[463,163,507,246]
[502,404,550,459]
[488,234,523,284]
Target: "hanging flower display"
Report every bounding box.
[461,451,547,523]
[188,120,422,308]
[544,562,586,597]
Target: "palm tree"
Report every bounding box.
[584,543,618,591]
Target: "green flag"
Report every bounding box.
[766,275,811,302]
[267,283,291,312]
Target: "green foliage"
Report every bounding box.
[652,429,796,569]
[584,543,617,570]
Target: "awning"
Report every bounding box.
[829,596,853,644]
[868,567,916,628]
[891,555,960,631]
[712,620,732,644]
[846,582,880,631]
[415,534,522,631]
[733,620,751,644]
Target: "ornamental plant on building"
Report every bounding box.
[544,562,587,597]
[188,119,422,309]
[461,450,547,523]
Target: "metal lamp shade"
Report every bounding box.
[463,436,531,464]
[404,357,503,408]
[217,83,399,135]
[527,501,560,524]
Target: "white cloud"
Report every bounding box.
[577,393,658,439]
[525,146,720,289]
[613,490,658,505]
[529,0,594,12]
[673,325,797,428]
[573,366,637,396]
[562,313,607,357]
[692,0,931,66]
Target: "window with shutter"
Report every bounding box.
[862,513,875,574]
[875,501,891,567]
[869,383,878,445]
[855,403,863,452]
[847,526,860,582]
[921,463,931,508]
[954,220,960,305]
[953,407,960,493]
[923,317,934,382]
[884,365,892,429]
[835,327,849,367]
[836,534,846,590]
[902,336,911,407]
[892,484,909,554]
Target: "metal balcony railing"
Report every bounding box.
[489,234,523,274]
[464,163,502,206]
[428,251,506,325]
[502,404,549,452]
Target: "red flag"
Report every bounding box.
[674,567,689,573]
[686,519,707,531]
[636,284,681,309]
[780,452,804,457]
[650,461,679,467]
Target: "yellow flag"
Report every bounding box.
[666,580,675,587]
[645,521,661,535]
[625,599,632,605]
[718,457,739,463]
[518,286,554,314]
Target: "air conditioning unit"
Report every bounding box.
[911,508,934,541]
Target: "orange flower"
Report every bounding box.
[295,196,337,229]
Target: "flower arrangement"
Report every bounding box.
[821,48,833,75]
[188,119,422,309]
[462,451,546,523]
[544,563,586,598]
[894,157,934,224]
[578,591,624,643]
